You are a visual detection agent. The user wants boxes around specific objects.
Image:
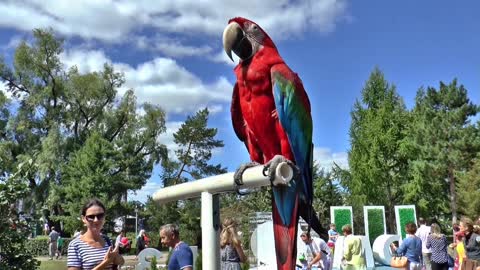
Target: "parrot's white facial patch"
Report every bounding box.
[244,21,265,46]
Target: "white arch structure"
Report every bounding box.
[152,162,294,269]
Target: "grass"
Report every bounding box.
[39,260,67,270]
[39,257,139,270]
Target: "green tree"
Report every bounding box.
[347,68,409,233]
[0,175,39,269]
[0,91,39,269]
[405,81,479,223]
[145,108,226,245]
[457,155,480,218]
[0,28,167,234]
[312,164,344,226]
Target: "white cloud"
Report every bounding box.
[60,49,112,74]
[313,147,349,171]
[0,0,349,43]
[60,49,233,115]
[0,0,138,42]
[135,35,213,58]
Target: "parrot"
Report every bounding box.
[223,17,328,270]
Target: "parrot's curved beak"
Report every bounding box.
[223,22,252,62]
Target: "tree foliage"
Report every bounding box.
[404,80,479,223]
[0,175,39,269]
[144,108,226,245]
[347,68,409,232]
[457,156,480,218]
[312,164,344,226]
[0,28,168,234]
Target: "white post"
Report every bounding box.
[201,192,220,270]
[135,208,138,238]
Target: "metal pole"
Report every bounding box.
[135,208,138,238]
[201,192,220,270]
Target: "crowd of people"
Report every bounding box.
[57,197,480,270]
[390,217,480,270]
[62,198,243,270]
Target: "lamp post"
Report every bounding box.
[135,207,138,238]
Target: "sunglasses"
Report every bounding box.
[85,213,105,222]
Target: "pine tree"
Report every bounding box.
[347,68,409,232]
[404,80,479,223]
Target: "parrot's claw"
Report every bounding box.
[234,161,260,195]
[263,155,300,185]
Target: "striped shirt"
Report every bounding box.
[67,235,113,270]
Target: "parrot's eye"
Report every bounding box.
[253,25,258,30]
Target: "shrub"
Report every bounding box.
[0,178,40,269]
[24,237,73,256]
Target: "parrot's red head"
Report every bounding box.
[222,17,276,62]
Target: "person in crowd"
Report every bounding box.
[115,230,129,254]
[300,231,331,270]
[120,236,131,254]
[391,222,422,270]
[44,222,50,236]
[143,231,150,248]
[136,229,146,257]
[220,218,247,270]
[328,223,338,244]
[341,224,366,270]
[450,231,466,270]
[426,223,449,270]
[160,224,193,270]
[327,223,338,255]
[67,198,124,270]
[56,235,64,259]
[460,217,480,264]
[48,226,60,260]
[416,217,432,270]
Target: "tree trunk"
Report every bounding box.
[449,167,457,225]
[386,206,396,234]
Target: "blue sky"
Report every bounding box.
[1,1,479,202]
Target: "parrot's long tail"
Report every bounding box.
[299,201,329,241]
[273,195,299,270]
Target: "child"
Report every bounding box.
[328,223,338,243]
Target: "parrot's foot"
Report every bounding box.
[234,161,260,195]
[263,155,300,186]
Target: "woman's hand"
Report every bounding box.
[103,245,120,263]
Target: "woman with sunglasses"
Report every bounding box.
[67,198,124,270]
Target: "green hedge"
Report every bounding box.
[398,208,415,239]
[334,209,352,233]
[367,209,384,245]
[25,236,73,256]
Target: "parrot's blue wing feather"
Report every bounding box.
[271,66,313,225]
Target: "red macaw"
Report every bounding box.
[223,17,328,270]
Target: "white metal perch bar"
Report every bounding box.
[152,162,294,270]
